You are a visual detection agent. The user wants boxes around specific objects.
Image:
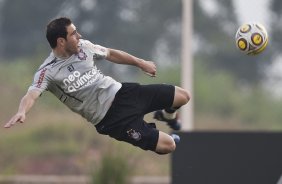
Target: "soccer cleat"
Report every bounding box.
[171,134,180,143]
[153,110,181,130]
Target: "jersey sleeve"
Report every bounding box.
[83,40,109,60]
[28,68,50,93]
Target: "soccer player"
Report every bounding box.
[4,17,190,154]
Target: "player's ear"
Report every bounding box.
[57,38,65,47]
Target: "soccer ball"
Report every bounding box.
[235,22,268,55]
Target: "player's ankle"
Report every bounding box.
[162,109,176,120]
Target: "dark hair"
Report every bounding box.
[46,17,72,48]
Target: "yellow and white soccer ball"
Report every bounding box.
[235,22,268,55]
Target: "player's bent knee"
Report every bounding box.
[174,87,191,107]
[182,89,191,104]
[155,132,176,154]
[155,141,176,155]
[166,141,176,153]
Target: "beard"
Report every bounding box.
[65,45,79,55]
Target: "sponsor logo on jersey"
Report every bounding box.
[63,69,99,92]
[93,45,107,60]
[36,68,47,88]
[67,64,75,72]
[77,49,87,60]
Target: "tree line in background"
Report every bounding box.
[0,0,281,84]
[1,0,281,85]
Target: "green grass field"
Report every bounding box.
[2,59,282,177]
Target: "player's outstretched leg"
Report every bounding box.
[154,86,190,130]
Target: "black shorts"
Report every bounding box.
[95,83,175,151]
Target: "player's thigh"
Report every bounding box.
[138,84,175,114]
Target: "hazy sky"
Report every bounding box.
[233,0,271,27]
[200,0,271,28]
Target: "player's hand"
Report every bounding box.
[140,60,157,77]
[4,113,26,128]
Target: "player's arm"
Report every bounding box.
[106,48,157,77]
[4,89,41,128]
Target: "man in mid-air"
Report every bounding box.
[4,17,190,154]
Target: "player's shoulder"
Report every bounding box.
[37,52,57,72]
[79,39,108,51]
[79,39,94,48]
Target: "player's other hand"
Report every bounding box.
[140,60,157,77]
[4,113,26,128]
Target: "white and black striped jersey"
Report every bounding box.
[28,39,122,125]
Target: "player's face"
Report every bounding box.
[65,24,81,55]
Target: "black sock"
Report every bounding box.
[165,106,180,114]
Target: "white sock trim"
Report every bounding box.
[162,110,176,119]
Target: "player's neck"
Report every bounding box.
[53,48,71,60]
